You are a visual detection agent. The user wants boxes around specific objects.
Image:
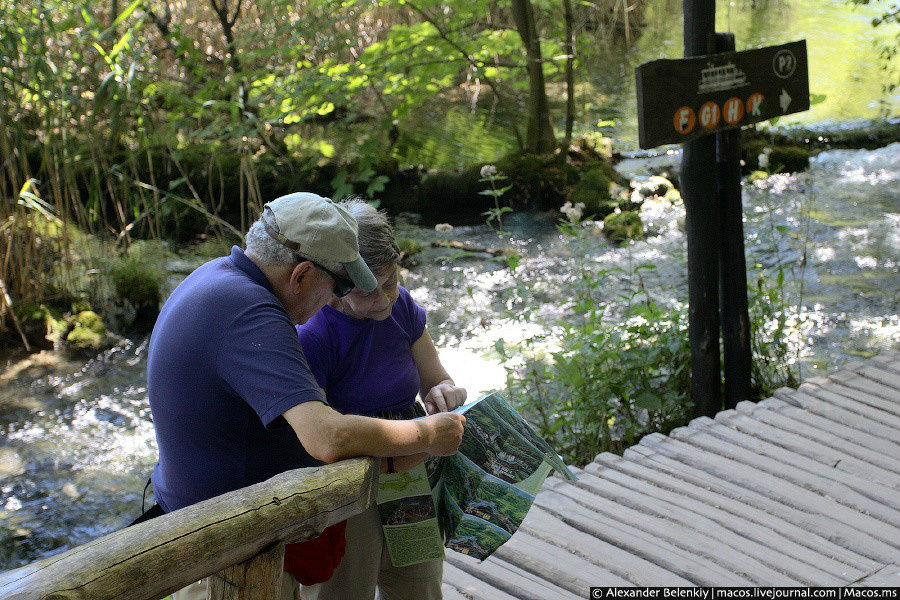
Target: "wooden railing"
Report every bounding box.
[0,457,378,600]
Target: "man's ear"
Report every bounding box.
[288,261,314,292]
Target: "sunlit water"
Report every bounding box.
[1,143,897,571]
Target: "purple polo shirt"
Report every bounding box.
[148,246,325,512]
[296,286,426,416]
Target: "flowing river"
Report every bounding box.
[1,142,897,570]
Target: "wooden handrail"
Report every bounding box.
[0,457,378,600]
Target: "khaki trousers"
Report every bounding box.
[302,505,444,600]
[171,569,301,600]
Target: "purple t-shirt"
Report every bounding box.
[296,286,427,416]
[148,246,325,512]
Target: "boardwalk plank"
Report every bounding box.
[774,388,899,442]
[759,397,900,458]
[676,418,900,526]
[628,437,898,563]
[521,505,693,586]
[534,489,753,586]
[799,383,900,429]
[588,453,876,579]
[832,372,900,406]
[558,471,812,585]
[851,564,900,588]
[713,408,900,492]
[732,402,900,478]
[854,364,900,390]
[493,531,632,593]
[808,378,900,419]
[544,476,793,585]
[446,553,582,600]
[441,583,472,600]
[644,429,900,548]
[696,413,900,513]
[441,561,522,600]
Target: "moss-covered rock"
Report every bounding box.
[570,167,613,218]
[73,310,105,335]
[741,140,811,173]
[603,211,643,245]
[397,238,423,267]
[65,325,103,351]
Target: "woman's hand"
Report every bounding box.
[423,382,467,414]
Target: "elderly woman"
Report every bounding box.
[297,198,466,600]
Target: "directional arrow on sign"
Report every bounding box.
[780,89,791,113]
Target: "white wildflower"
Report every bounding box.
[435,223,453,233]
[480,164,498,178]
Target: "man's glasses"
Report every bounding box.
[296,256,354,298]
[261,218,355,297]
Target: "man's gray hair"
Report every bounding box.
[245,208,341,272]
[339,197,400,274]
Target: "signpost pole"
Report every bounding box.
[714,33,753,409]
[680,0,722,417]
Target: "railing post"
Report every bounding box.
[207,542,286,600]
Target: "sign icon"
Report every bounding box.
[773,49,797,79]
[673,106,696,134]
[746,93,765,117]
[699,101,721,128]
[698,61,750,94]
[723,97,744,125]
[779,89,792,113]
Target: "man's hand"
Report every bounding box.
[422,412,466,456]
[424,382,467,414]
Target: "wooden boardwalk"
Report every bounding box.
[441,351,900,597]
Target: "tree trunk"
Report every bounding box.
[562,0,575,149]
[510,0,557,154]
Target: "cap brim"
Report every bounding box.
[343,255,378,293]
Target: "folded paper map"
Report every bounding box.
[377,392,577,565]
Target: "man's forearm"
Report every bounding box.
[330,413,433,461]
[283,400,462,464]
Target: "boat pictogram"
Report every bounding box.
[698,62,750,94]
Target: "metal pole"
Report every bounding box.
[680,0,721,417]
[714,33,753,408]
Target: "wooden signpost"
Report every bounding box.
[636,40,810,149]
[635,5,810,416]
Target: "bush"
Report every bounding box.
[106,242,166,332]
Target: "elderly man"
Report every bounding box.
[146,192,465,599]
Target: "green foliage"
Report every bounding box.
[603,210,642,245]
[497,224,805,466]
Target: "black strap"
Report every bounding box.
[129,502,164,526]
[129,476,163,527]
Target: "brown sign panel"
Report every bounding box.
[635,40,809,149]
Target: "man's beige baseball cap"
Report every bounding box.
[262,192,377,293]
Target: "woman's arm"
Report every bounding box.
[412,327,467,414]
